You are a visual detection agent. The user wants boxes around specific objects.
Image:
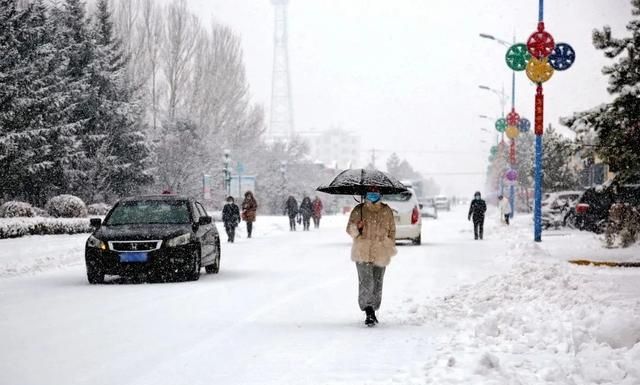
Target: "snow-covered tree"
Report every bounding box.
[562,0,640,181]
[0,0,78,205]
[82,0,152,201]
[539,126,580,191]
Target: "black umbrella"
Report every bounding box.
[316,168,408,197]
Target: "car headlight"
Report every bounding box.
[166,233,191,248]
[87,235,107,250]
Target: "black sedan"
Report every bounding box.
[85,195,221,283]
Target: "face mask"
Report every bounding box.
[366,192,381,203]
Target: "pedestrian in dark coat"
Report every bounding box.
[284,195,299,231]
[299,196,313,231]
[312,196,323,229]
[468,191,487,240]
[241,191,258,238]
[222,196,241,243]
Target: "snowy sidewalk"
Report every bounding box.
[385,215,640,385]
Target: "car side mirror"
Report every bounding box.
[90,218,102,228]
[419,203,424,210]
[198,216,212,225]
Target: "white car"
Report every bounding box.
[382,188,422,245]
[434,195,451,211]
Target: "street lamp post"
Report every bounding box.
[223,149,231,197]
[478,84,508,119]
[280,160,288,202]
[480,33,532,219]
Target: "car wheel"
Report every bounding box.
[412,235,422,245]
[187,250,201,281]
[205,241,221,274]
[86,264,104,284]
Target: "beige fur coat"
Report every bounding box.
[346,201,397,267]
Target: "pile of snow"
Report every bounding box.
[385,222,640,385]
[0,217,92,239]
[46,194,88,218]
[87,202,111,215]
[0,201,35,218]
[413,262,640,384]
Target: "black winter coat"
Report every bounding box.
[222,203,241,226]
[468,199,487,221]
[285,197,299,217]
[299,198,313,218]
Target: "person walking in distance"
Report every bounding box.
[311,196,323,229]
[468,191,487,240]
[222,196,241,243]
[498,195,512,225]
[346,188,397,327]
[284,195,299,231]
[241,191,258,238]
[299,196,313,231]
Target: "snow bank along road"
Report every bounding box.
[0,207,513,385]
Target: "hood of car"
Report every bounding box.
[94,223,192,241]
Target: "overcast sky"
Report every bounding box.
[178,0,630,195]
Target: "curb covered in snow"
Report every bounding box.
[0,217,92,239]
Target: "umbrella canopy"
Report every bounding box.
[316,168,409,196]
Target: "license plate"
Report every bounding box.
[119,252,148,263]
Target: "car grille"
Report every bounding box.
[108,240,162,252]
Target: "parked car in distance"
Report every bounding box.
[542,191,582,211]
[85,195,221,284]
[541,190,583,229]
[434,195,451,211]
[382,188,422,245]
[419,197,438,219]
[574,179,640,233]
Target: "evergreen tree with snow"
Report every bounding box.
[563,0,640,181]
[540,127,580,191]
[83,0,152,200]
[0,0,78,205]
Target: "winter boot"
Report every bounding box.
[364,307,376,327]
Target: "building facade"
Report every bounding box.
[299,128,361,170]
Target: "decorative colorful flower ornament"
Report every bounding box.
[527,27,555,58]
[526,57,554,83]
[495,118,507,133]
[506,111,520,126]
[506,125,519,140]
[518,118,531,133]
[505,44,531,71]
[505,169,518,182]
[548,43,576,71]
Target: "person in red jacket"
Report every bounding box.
[311,196,323,229]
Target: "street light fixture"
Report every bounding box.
[478,84,509,117]
[478,33,510,47]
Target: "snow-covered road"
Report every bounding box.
[0,207,512,385]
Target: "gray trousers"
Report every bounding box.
[356,262,386,311]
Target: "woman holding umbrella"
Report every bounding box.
[346,187,396,326]
[318,169,404,327]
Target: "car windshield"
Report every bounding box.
[435,197,447,201]
[383,191,412,202]
[105,200,191,225]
